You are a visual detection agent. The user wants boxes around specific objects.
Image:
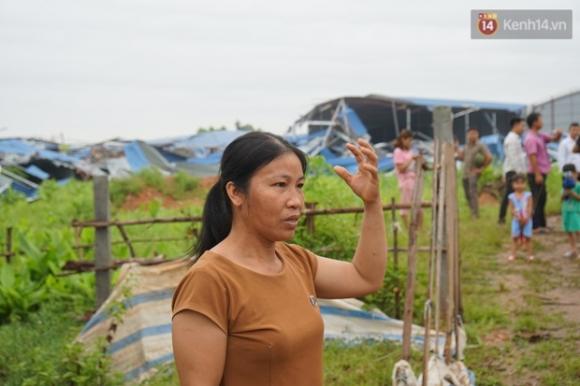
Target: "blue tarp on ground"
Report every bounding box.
[78,259,447,383]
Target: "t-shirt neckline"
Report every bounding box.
[206,245,287,277]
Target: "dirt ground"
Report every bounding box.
[499,216,580,325]
[485,215,580,385]
[120,176,217,211]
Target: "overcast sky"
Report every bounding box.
[0,0,579,143]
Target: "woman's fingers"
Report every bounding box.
[334,165,352,184]
[346,143,365,164]
[361,163,379,177]
[359,146,378,165]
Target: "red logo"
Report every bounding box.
[477,12,499,36]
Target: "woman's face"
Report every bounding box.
[236,152,305,242]
[402,136,413,149]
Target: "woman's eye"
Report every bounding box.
[297,183,304,189]
[274,182,286,187]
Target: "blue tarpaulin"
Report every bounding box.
[25,165,50,180]
[0,139,80,164]
[0,139,38,156]
[338,105,369,137]
[124,142,152,172]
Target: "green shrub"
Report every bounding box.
[171,171,200,199]
[0,301,120,386]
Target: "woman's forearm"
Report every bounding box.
[351,200,388,289]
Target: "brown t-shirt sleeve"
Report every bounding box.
[171,267,229,334]
[284,243,319,280]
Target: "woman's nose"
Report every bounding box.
[287,191,303,208]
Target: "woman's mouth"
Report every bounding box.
[283,215,300,228]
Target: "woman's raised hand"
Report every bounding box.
[334,138,380,205]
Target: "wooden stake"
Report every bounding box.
[93,176,112,308]
[443,143,457,364]
[401,158,425,361]
[5,227,12,263]
[305,202,317,234]
[116,224,136,258]
[391,197,400,320]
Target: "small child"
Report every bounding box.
[561,164,580,258]
[507,174,533,261]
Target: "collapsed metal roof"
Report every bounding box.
[295,95,526,145]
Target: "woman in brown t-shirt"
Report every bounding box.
[172,132,388,386]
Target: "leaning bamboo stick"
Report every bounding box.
[401,158,425,361]
[443,143,456,364]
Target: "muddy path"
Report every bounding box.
[482,216,580,385]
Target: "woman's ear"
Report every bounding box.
[225,181,244,207]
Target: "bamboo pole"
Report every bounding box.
[422,139,441,385]
[93,176,112,307]
[434,148,447,358]
[73,224,84,259]
[116,224,136,258]
[443,143,456,364]
[305,202,317,234]
[59,256,172,275]
[401,158,425,360]
[391,197,400,319]
[5,227,12,263]
[73,236,195,250]
[70,203,432,229]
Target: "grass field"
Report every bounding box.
[0,164,577,385]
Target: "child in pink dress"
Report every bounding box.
[393,130,423,228]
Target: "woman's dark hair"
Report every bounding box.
[394,129,413,149]
[192,131,308,260]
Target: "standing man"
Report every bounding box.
[499,117,527,224]
[457,127,493,218]
[524,112,562,232]
[557,122,580,172]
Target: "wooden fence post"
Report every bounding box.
[390,197,400,319]
[401,158,425,361]
[93,176,112,308]
[305,202,317,234]
[432,105,456,362]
